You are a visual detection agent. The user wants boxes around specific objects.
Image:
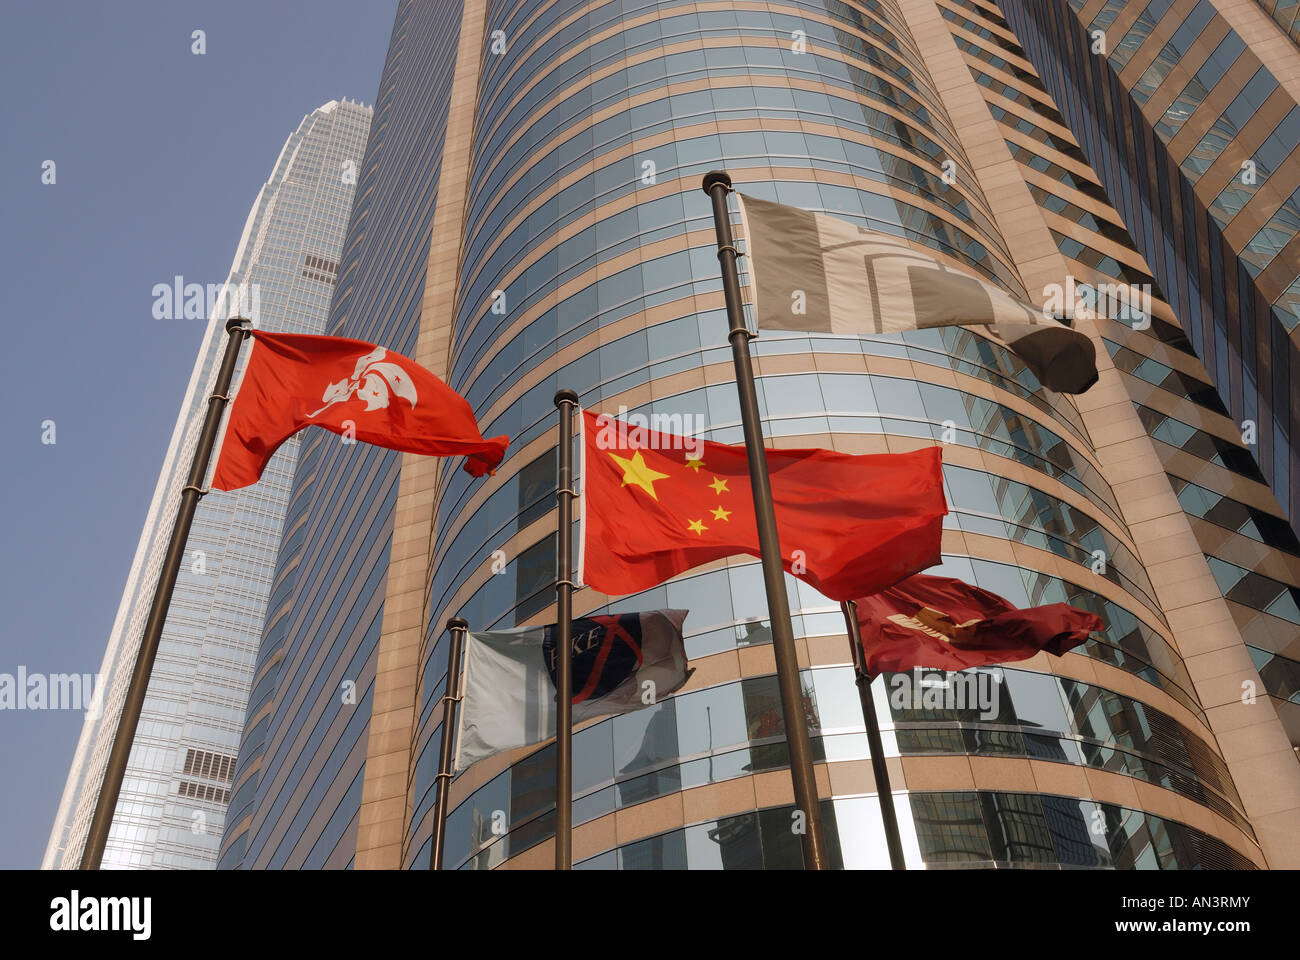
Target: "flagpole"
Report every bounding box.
[430,617,467,870]
[702,171,828,870]
[552,389,579,870]
[80,316,250,870]
[840,600,907,869]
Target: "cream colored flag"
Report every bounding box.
[454,609,691,770]
[736,191,1098,394]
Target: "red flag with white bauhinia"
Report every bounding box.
[211,331,508,491]
[854,574,1103,677]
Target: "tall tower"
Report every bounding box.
[994,0,1300,817]
[224,1,1300,870]
[44,99,372,870]
[998,0,1300,522]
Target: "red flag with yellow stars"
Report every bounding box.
[578,409,946,601]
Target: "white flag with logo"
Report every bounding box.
[454,609,691,771]
[736,191,1098,394]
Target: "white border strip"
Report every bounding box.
[734,190,758,324]
[453,628,472,773]
[575,404,587,588]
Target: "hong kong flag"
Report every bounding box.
[579,409,947,601]
[211,331,508,491]
[854,574,1103,677]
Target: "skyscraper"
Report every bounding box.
[1000,0,1300,522]
[44,99,372,870]
[223,0,1300,871]
[986,0,1300,799]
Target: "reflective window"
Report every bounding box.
[1130,2,1217,105]
[1136,405,1268,483]
[909,791,1254,869]
[441,650,1240,869]
[1179,69,1280,180]
[1109,0,1174,70]
[1153,32,1245,141]
[1207,556,1300,625]
[558,791,1260,869]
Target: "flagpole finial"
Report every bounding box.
[554,388,579,407]
[446,618,468,632]
[225,316,251,334]
[702,170,732,193]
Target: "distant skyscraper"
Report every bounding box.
[44,99,372,870]
[224,0,1300,871]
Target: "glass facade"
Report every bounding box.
[998,0,1300,761]
[218,1,463,870]
[432,655,1254,869]
[398,0,1266,869]
[1001,0,1300,524]
[44,100,372,870]
[1251,0,1300,46]
[575,791,1255,869]
[218,0,1298,871]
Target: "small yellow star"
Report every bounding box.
[709,476,729,495]
[685,457,706,473]
[711,505,732,522]
[687,518,708,535]
[609,450,670,500]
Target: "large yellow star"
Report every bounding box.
[608,450,670,500]
[709,476,729,495]
[687,518,708,535]
[711,505,732,522]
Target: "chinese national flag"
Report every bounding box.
[579,410,946,601]
[211,331,508,491]
[855,574,1103,676]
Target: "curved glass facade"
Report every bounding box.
[398,0,1265,869]
[427,659,1252,869]
[567,791,1256,869]
[994,0,1300,785]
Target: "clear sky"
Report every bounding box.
[0,0,396,869]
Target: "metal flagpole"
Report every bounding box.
[430,617,468,870]
[552,389,579,870]
[702,171,828,870]
[840,600,907,869]
[81,316,251,870]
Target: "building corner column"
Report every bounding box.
[353,0,489,870]
[898,0,1300,867]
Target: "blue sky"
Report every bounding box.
[0,0,396,868]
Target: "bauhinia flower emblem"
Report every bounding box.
[307,345,418,419]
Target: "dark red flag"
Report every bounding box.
[211,331,508,490]
[579,409,947,601]
[855,574,1102,676]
